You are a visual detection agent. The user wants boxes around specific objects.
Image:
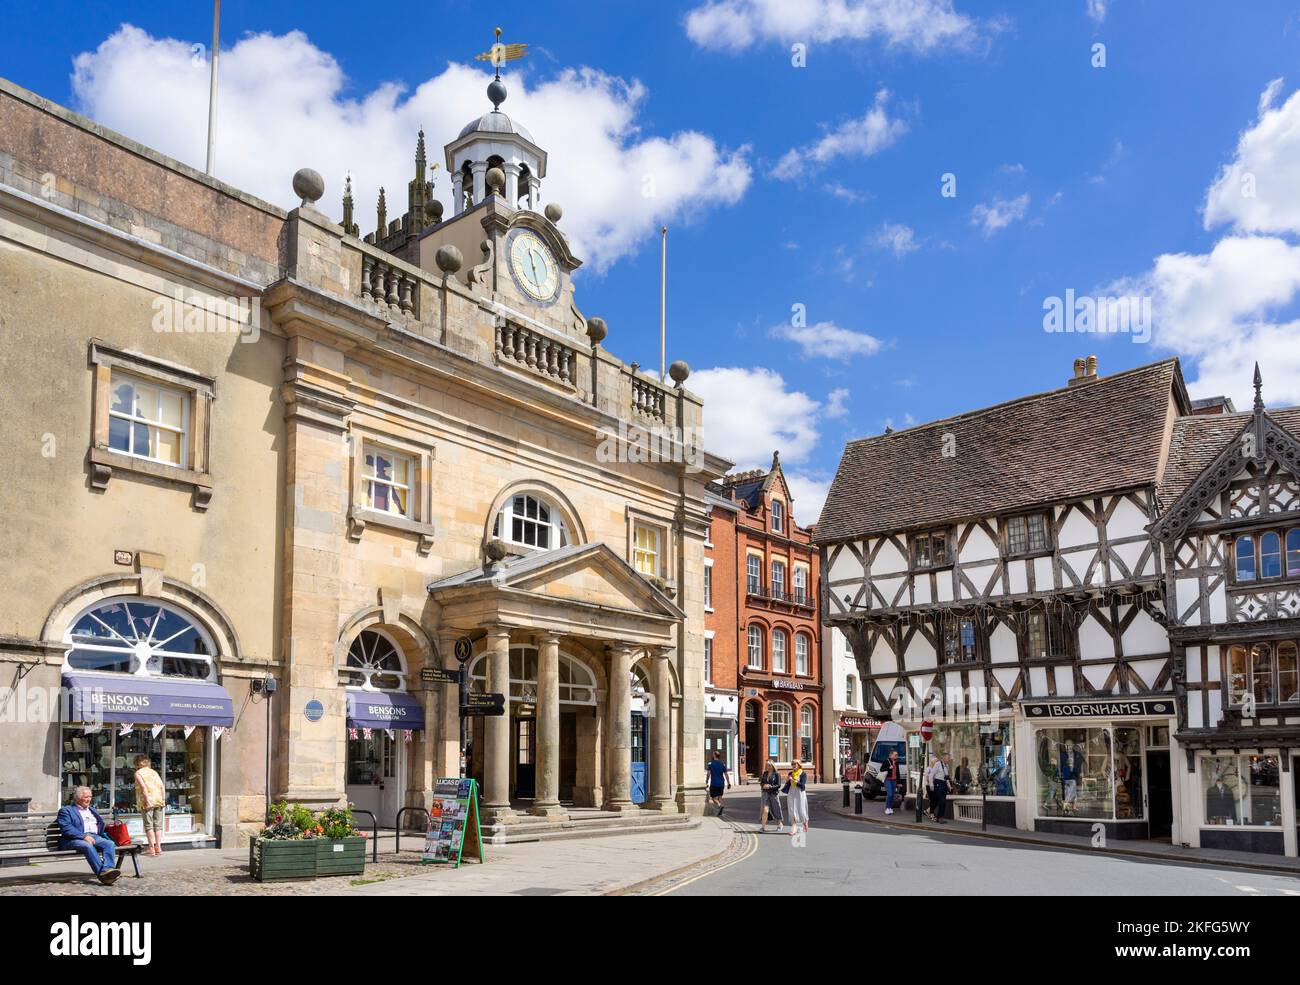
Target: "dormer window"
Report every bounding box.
[493,494,568,550]
[771,500,785,533]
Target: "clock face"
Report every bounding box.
[509,231,560,301]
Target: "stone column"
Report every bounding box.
[531,633,566,818]
[503,162,521,209]
[603,644,636,813]
[471,162,488,207]
[483,625,515,823]
[451,171,464,214]
[648,653,675,811]
[433,633,463,780]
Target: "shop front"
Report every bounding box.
[705,689,739,781]
[836,715,882,781]
[60,672,233,846]
[923,716,1019,826]
[344,688,425,824]
[1020,697,1178,841]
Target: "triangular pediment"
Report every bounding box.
[1151,411,1300,542]
[428,542,685,621]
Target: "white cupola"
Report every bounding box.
[445,75,547,215]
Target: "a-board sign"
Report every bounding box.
[421,777,484,868]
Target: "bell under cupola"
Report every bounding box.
[445,42,547,215]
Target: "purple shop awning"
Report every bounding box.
[346,688,425,731]
[63,673,235,727]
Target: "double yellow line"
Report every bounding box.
[651,826,759,896]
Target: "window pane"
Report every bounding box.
[133,383,158,421]
[1261,532,1282,579]
[1277,642,1298,704]
[155,425,182,465]
[159,391,185,429]
[132,421,150,456]
[1227,646,1249,705]
[1236,536,1256,581]
[1287,529,1300,577]
[111,381,135,415]
[109,415,131,453]
[1251,643,1275,705]
[1007,517,1027,555]
[1028,514,1049,552]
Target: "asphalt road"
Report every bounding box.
[671,787,1300,896]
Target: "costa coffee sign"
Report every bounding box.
[839,715,883,730]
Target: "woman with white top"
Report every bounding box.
[781,760,810,835]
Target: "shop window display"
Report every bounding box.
[1201,754,1282,827]
[931,722,1016,797]
[59,724,207,837]
[1036,727,1126,820]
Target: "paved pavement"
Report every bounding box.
[0,819,739,897]
[668,786,1300,896]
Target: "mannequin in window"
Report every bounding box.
[1059,739,1084,814]
[1205,777,1237,825]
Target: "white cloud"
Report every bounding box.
[825,387,851,418]
[883,413,917,431]
[1203,78,1300,237]
[1086,1,1107,25]
[970,193,1030,236]
[770,320,884,359]
[873,222,919,256]
[825,182,867,203]
[771,90,907,180]
[692,367,823,465]
[685,0,991,54]
[69,25,751,273]
[784,472,832,526]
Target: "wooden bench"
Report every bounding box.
[0,810,143,878]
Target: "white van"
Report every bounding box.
[859,721,909,802]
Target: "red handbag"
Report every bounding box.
[104,821,132,848]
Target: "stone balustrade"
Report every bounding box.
[631,375,667,422]
[360,252,420,318]
[496,320,576,386]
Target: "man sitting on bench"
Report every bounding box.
[57,786,120,885]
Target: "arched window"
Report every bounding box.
[795,633,810,675]
[768,702,792,763]
[800,704,815,762]
[65,598,214,681]
[1235,535,1256,581]
[493,493,569,550]
[1287,528,1300,577]
[342,629,406,691]
[772,629,787,674]
[1261,532,1282,579]
[468,647,595,705]
[747,626,763,669]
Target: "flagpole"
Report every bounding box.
[659,225,667,382]
[205,0,221,174]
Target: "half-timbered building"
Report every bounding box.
[817,358,1187,842]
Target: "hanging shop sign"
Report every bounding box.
[1022,698,1175,719]
[421,777,484,868]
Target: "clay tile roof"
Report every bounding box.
[814,359,1183,544]
[1159,407,1300,505]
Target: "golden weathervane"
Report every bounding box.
[474,27,529,76]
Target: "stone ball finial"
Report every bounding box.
[435,244,463,274]
[486,167,506,196]
[669,359,691,387]
[586,317,608,346]
[544,202,563,224]
[292,168,324,206]
[430,199,445,224]
[485,538,509,563]
[488,77,508,111]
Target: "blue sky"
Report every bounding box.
[6,0,1300,521]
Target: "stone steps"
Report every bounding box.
[486,810,700,844]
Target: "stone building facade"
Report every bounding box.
[708,455,822,780]
[0,71,725,846]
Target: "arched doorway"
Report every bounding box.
[744,701,762,778]
[341,628,417,822]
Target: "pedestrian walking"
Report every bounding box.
[782,759,809,835]
[706,751,732,816]
[881,747,904,815]
[758,759,784,832]
[923,754,937,820]
[930,752,952,824]
[133,755,166,856]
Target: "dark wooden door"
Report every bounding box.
[1146,750,1172,838]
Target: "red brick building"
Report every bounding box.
[706,453,822,780]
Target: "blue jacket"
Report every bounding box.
[781,771,807,794]
[57,803,106,849]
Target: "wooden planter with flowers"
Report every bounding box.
[250,802,366,882]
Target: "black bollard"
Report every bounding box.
[854,790,863,815]
[842,782,850,807]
